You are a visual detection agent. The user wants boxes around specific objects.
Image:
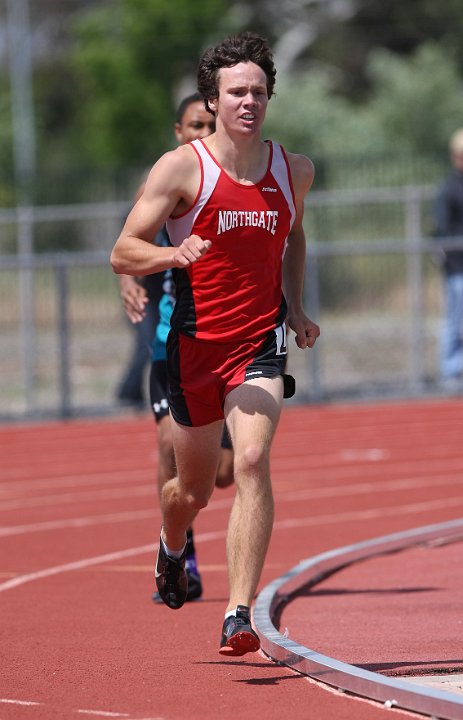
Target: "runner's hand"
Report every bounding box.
[288,312,320,349]
[119,275,148,324]
[173,235,211,267]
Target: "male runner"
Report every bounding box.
[111,32,320,655]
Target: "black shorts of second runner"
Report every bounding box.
[149,360,170,423]
[149,360,234,449]
[167,324,289,427]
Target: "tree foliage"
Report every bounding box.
[66,0,463,171]
[2,0,463,177]
[68,0,228,165]
[265,40,463,189]
[365,43,463,154]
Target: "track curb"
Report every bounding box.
[254,518,463,719]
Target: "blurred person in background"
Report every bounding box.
[115,255,162,409]
[117,93,231,602]
[433,128,463,387]
[111,31,319,655]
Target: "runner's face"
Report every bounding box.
[209,62,269,134]
[175,101,215,144]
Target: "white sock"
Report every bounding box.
[161,535,186,559]
[225,605,250,620]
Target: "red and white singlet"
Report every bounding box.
[166,138,296,343]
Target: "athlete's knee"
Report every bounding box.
[234,442,269,478]
[186,486,212,511]
[162,476,212,512]
[181,475,215,510]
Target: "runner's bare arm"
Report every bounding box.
[283,153,320,349]
[110,146,211,276]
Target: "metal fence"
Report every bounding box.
[0,183,456,421]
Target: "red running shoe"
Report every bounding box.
[219,605,260,656]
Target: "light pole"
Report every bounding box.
[6,0,37,411]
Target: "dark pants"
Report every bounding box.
[116,301,158,405]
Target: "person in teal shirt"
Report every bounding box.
[118,94,232,602]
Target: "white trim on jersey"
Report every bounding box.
[271,143,296,228]
[166,140,220,247]
[166,139,296,246]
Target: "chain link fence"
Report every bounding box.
[1,178,456,421]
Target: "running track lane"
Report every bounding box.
[1,398,463,720]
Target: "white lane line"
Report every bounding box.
[0,544,155,593]
[0,485,156,512]
[3,449,463,497]
[275,472,463,503]
[0,509,158,537]
[339,448,389,461]
[1,472,462,538]
[76,713,165,719]
[1,494,462,594]
[0,468,154,494]
[0,695,164,719]
[0,497,233,538]
[273,494,463,530]
[77,710,129,717]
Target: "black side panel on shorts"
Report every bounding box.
[170,268,197,338]
[244,329,286,382]
[166,330,193,426]
[244,327,296,399]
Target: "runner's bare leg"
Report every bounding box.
[224,376,283,610]
[160,419,223,550]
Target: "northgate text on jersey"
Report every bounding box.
[217,210,279,236]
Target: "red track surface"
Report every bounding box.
[1,398,463,720]
[283,539,463,677]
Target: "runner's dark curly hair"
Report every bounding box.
[197,32,276,115]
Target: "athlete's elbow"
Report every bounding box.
[110,247,126,275]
